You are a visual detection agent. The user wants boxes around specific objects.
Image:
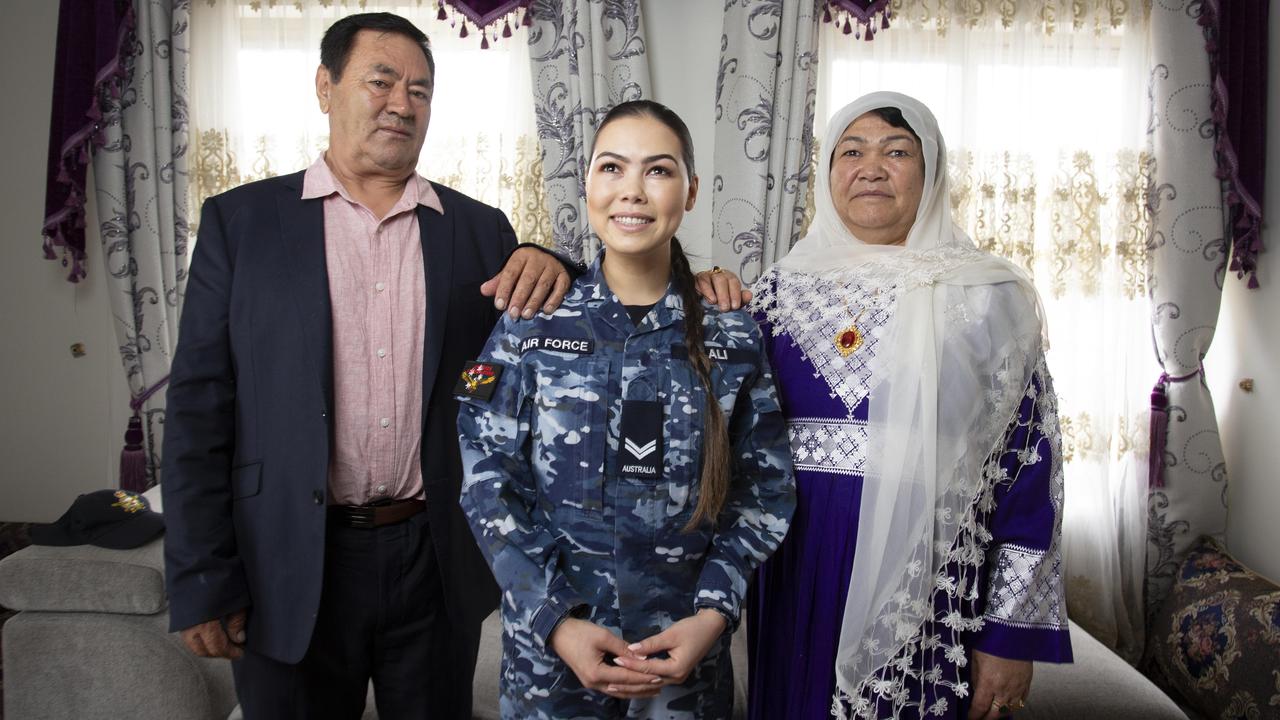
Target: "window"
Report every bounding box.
[189,1,549,244]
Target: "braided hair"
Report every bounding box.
[593,100,731,530]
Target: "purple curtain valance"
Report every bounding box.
[1200,0,1268,289]
[41,0,135,283]
[436,0,532,49]
[821,0,893,40]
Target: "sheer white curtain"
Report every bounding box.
[816,3,1154,662]
[189,0,550,245]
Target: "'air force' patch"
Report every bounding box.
[455,361,502,401]
[520,336,595,355]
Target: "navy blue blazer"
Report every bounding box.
[162,170,509,664]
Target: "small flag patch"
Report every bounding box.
[455,361,503,401]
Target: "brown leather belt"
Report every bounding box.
[328,499,425,529]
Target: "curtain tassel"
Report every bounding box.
[822,5,832,23]
[502,20,512,38]
[1149,367,1204,489]
[481,32,489,49]
[119,414,147,492]
[459,23,469,39]
[522,8,533,26]
[1148,377,1169,489]
[843,17,853,34]
[120,374,170,492]
[437,3,447,21]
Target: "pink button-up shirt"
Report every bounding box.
[302,155,444,506]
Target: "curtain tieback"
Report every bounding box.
[120,375,170,492]
[1148,367,1202,489]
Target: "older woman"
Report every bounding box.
[743,92,1073,719]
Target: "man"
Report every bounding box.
[161,13,578,718]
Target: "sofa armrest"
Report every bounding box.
[0,538,166,615]
[1023,620,1190,720]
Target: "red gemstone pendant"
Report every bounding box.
[835,325,863,356]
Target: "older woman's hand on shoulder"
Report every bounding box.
[967,650,1031,719]
[694,267,752,311]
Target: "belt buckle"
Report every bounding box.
[347,506,376,528]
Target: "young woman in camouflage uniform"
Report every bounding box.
[456,100,795,719]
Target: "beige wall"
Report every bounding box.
[0,0,129,522]
[639,0,723,266]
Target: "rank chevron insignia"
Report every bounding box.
[624,437,658,460]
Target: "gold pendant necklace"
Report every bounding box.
[835,308,866,356]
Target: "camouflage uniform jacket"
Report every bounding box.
[456,256,795,715]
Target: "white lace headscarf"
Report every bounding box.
[773,92,1048,714]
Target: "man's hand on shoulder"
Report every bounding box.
[180,608,248,660]
[481,245,573,319]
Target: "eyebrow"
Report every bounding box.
[594,151,679,164]
[371,63,432,88]
[837,134,917,146]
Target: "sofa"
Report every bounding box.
[0,524,1191,719]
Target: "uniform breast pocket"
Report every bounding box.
[531,356,609,515]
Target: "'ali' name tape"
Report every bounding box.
[520,336,595,355]
[671,344,756,364]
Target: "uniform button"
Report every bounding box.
[375,281,386,292]
[380,417,390,428]
[377,348,387,358]
[376,484,387,494]
[312,490,324,505]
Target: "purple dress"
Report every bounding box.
[748,277,1072,720]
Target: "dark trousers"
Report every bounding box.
[232,512,481,720]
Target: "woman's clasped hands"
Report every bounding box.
[549,609,728,700]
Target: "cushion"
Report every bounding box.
[0,536,166,615]
[1145,535,1280,719]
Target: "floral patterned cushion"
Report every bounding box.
[1145,535,1280,719]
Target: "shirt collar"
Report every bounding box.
[301,153,444,215]
[581,250,685,333]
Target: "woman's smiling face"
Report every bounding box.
[828,111,925,246]
[586,115,698,262]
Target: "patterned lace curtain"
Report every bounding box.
[815,1,1154,663]
[92,0,191,490]
[527,0,650,262]
[710,0,820,284]
[189,0,550,247]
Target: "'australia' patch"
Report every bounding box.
[520,336,595,355]
[619,400,663,480]
[672,344,755,364]
[455,361,503,402]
